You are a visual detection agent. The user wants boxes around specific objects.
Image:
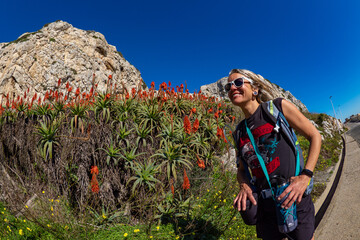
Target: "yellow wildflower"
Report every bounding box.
[124,233,128,237]
[25,205,29,209]
[156,226,160,230]
[223,199,226,203]
[19,229,24,235]
[102,214,107,219]
[134,229,140,233]
[27,227,32,231]
[51,206,54,211]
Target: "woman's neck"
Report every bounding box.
[240,101,260,119]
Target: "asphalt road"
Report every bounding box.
[315,123,360,239]
[346,122,360,145]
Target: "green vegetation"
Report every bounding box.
[0,80,342,239]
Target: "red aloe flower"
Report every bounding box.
[75,88,80,96]
[216,127,223,138]
[66,82,69,89]
[90,166,100,193]
[91,175,100,193]
[184,115,191,134]
[58,78,62,87]
[91,166,99,175]
[151,81,155,89]
[171,184,175,195]
[192,118,199,133]
[182,169,190,190]
[108,75,112,79]
[196,154,205,169]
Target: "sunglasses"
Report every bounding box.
[224,77,253,92]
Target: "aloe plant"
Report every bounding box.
[134,123,153,147]
[119,147,145,167]
[35,119,61,160]
[93,93,112,123]
[114,122,132,147]
[97,139,122,165]
[137,104,163,132]
[127,160,162,194]
[152,141,192,181]
[69,102,88,132]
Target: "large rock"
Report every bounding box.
[200,76,308,112]
[0,20,144,99]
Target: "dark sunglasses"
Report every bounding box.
[224,77,253,92]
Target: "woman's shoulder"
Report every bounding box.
[272,98,284,112]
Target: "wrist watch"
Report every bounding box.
[300,169,313,178]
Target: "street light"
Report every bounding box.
[329,96,341,132]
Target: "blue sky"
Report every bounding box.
[2,0,360,120]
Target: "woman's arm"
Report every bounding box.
[233,160,257,211]
[277,99,322,209]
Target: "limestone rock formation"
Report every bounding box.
[200,76,308,112]
[0,20,144,100]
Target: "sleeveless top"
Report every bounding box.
[236,98,296,190]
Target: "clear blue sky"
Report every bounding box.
[2,0,360,121]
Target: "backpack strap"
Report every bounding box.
[232,123,255,188]
[262,100,302,176]
[245,120,275,198]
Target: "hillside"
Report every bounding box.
[0,20,144,101]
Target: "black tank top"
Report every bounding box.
[237,98,296,190]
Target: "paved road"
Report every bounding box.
[315,123,360,239]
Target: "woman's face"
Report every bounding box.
[227,73,255,106]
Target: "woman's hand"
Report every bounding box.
[233,183,257,211]
[277,174,311,209]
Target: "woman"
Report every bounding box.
[229,69,321,240]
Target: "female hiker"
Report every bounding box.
[229,69,321,240]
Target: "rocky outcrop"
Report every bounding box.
[200,76,308,112]
[0,20,144,99]
[346,114,360,123]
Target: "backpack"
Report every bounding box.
[230,100,313,194]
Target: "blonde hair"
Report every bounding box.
[228,69,271,103]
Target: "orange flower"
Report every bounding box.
[191,108,196,114]
[171,184,175,195]
[151,81,155,89]
[58,78,62,87]
[91,166,99,175]
[75,88,80,96]
[216,127,223,138]
[108,75,112,79]
[196,154,205,169]
[184,115,191,134]
[192,118,199,133]
[66,82,69,89]
[208,108,213,113]
[91,175,99,193]
[68,87,73,92]
[182,169,190,190]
